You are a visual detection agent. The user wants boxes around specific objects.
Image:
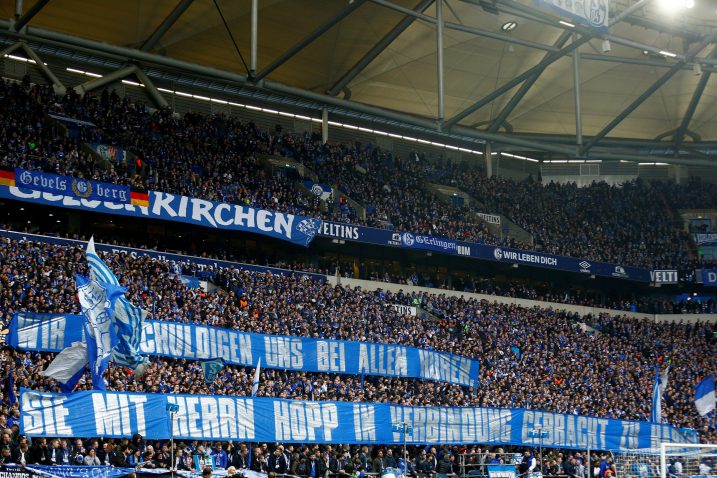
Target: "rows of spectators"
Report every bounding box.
[0,236,715,447]
[2,79,715,270]
[0,426,612,478]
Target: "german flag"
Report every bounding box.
[130,190,149,207]
[0,169,15,187]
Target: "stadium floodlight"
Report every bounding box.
[657,0,695,12]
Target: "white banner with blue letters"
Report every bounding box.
[20,389,696,448]
[9,313,480,387]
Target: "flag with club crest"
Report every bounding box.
[76,274,126,390]
[201,358,225,384]
[86,237,150,377]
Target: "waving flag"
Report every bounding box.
[650,366,662,423]
[201,358,225,384]
[41,341,88,392]
[251,358,261,396]
[86,237,150,376]
[76,274,126,390]
[695,375,716,417]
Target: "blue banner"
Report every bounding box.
[702,269,717,286]
[14,168,130,204]
[23,465,134,478]
[20,389,697,448]
[0,186,320,247]
[9,314,481,387]
[318,221,652,282]
[0,230,326,283]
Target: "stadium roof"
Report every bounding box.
[3,0,717,163]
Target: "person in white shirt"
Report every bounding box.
[84,449,102,466]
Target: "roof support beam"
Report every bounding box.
[581,35,716,154]
[73,64,138,96]
[19,42,65,94]
[673,47,717,152]
[140,0,194,52]
[370,0,559,52]
[254,0,366,82]
[135,67,169,109]
[581,53,717,73]
[445,34,592,128]
[487,31,571,133]
[13,0,50,32]
[436,0,445,121]
[3,21,717,166]
[329,0,434,96]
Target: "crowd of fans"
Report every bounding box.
[0,237,714,451]
[2,79,717,270]
[0,76,716,470]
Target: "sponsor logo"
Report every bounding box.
[494,248,503,260]
[389,233,401,247]
[457,245,471,256]
[579,260,591,273]
[611,266,628,278]
[650,270,678,284]
[401,232,415,246]
[318,222,359,240]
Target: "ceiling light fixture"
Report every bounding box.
[659,50,678,58]
[657,0,695,12]
[501,21,518,32]
[559,20,576,27]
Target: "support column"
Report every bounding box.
[250,0,258,75]
[73,65,138,96]
[19,43,66,94]
[573,34,583,148]
[135,68,170,109]
[484,142,493,178]
[321,107,329,144]
[15,0,23,19]
[436,0,445,122]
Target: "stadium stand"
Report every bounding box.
[0,236,714,449]
[1,79,714,271]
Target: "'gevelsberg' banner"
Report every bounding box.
[9,314,481,387]
[20,389,696,448]
[0,186,320,247]
[14,168,131,204]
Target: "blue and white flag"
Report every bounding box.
[695,375,716,417]
[201,358,225,384]
[86,237,150,376]
[41,341,88,392]
[651,366,662,423]
[76,274,126,390]
[251,358,261,396]
[303,180,333,200]
[659,366,670,395]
